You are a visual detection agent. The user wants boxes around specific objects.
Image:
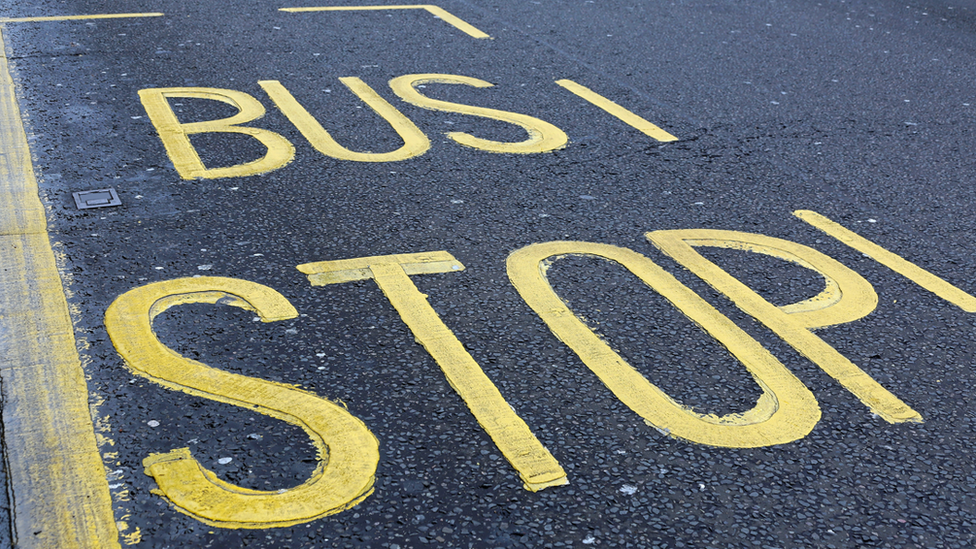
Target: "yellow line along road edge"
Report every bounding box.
[0,28,120,548]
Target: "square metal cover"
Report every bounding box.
[73,188,121,209]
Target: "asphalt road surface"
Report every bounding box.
[2,0,976,547]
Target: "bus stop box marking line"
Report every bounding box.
[280,5,491,39]
[0,13,163,23]
[794,210,976,312]
[555,79,678,142]
[0,28,120,548]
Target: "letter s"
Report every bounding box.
[105,277,379,528]
[389,73,568,154]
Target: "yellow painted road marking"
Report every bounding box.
[507,241,820,448]
[106,278,380,528]
[280,5,490,39]
[139,87,295,179]
[298,252,568,491]
[260,78,430,162]
[648,229,921,423]
[554,79,678,142]
[666,232,878,329]
[0,13,163,23]
[0,28,120,548]
[794,210,976,313]
[389,73,569,154]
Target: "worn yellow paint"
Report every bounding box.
[554,79,678,142]
[139,87,295,179]
[0,28,120,549]
[90,390,141,544]
[279,5,490,39]
[0,12,163,23]
[389,74,569,154]
[507,241,820,448]
[121,527,143,545]
[298,252,567,491]
[794,210,976,313]
[648,229,921,423]
[260,78,430,162]
[105,277,380,528]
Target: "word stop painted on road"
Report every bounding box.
[105,211,976,528]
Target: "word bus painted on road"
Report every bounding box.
[137,73,678,179]
[104,211,976,529]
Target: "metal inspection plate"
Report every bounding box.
[72,188,121,210]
